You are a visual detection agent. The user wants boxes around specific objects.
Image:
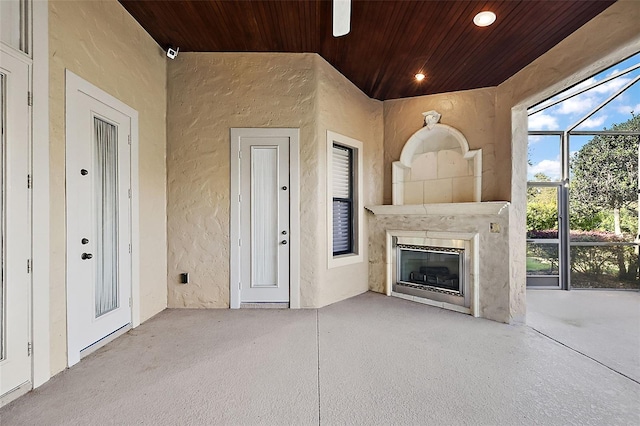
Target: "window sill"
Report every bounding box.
[328,252,363,269]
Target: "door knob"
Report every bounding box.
[281,240,287,245]
[81,253,93,260]
[81,238,89,245]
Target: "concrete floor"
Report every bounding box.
[527,289,640,384]
[2,292,639,425]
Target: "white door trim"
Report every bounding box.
[0,46,32,401]
[230,128,300,309]
[31,0,50,388]
[0,0,50,398]
[65,70,140,365]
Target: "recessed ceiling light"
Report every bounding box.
[473,11,496,27]
[415,73,425,81]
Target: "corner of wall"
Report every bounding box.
[496,0,640,326]
[314,55,384,307]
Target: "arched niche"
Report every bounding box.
[392,114,482,205]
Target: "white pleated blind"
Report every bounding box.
[332,144,352,254]
[333,146,350,198]
[251,147,279,287]
[94,117,119,317]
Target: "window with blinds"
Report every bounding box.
[332,144,354,255]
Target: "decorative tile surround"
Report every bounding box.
[366,202,511,322]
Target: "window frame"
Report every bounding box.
[332,143,355,256]
[327,131,364,269]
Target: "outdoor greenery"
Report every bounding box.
[527,114,639,288]
[571,114,640,236]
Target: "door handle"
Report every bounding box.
[81,238,89,245]
[281,240,287,245]
[81,253,93,260]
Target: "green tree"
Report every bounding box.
[527,173,559,232]
[570,114,639,236]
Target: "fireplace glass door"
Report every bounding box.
[397,245,463,295]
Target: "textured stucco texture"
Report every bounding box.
[49,0,167,374]
[315,57,384,307]
[167,53,316,308]
[167,53,382,309]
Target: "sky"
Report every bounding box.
[527,52,640,181]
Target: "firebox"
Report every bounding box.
[392,236,470,308]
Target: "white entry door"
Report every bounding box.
[239,136,290,303]
[66,76,132,366]
[0,51,31,396]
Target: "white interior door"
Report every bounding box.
[66,84,132,366]
[239,137,290,303]
[0,51,31,396]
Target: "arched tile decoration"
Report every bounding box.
[392,112,482,205]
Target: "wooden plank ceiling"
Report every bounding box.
[119,0,616,100]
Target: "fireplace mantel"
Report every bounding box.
[365,202,509,216]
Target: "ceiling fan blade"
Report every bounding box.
[333,0,351,37]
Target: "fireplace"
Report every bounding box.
[391,235,472,310]
[365,111,514,320]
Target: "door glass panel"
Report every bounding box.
[94,117,119,317]
[0,0,27,54]
[527,184,561,286]
[0,74,5,360]
[251,146,278,287]
[526,243,559,276]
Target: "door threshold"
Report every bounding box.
[240,302,289,309]
[80,324,131,359]
[0,381,32,408]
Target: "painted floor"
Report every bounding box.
[1,292,639,425]
[527,289,640,383]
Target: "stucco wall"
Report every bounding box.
[166,53,383,309]
[315,56,384,307]
[383,88,498,204]
[166,53,318,308]
[49,0,168,374]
